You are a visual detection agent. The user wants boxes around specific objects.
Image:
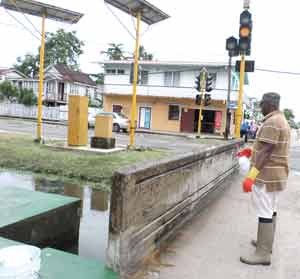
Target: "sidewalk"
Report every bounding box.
[145,171,300,279]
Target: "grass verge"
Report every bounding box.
[0,133,167,191]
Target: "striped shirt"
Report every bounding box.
[251,111,291,192]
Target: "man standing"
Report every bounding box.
[240,92,291,265]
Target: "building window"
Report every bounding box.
[168,105,180,120]
[164,72,180,87]
[117,69,125,74]
[106,69,116,74]
[140,71,148,85]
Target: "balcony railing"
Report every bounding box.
[101,84,239,101]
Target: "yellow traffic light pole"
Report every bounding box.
[129,11,141,148]
[234,54,246,138]
[197,72,206,137]
[36,13,46,142]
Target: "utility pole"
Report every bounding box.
[225,56,232,139]
[129,11,141,148]
[225,36,239,139]
[197,68,207,138]
[36,12,46,143]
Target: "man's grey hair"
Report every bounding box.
[262,92,280,108]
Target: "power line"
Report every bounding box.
[8,0,41,37]
[256,68,300,76]
[104,3,135,40]
[4,9,40,41]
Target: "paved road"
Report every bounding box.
[144,144,300,279]
[0,118,223,152]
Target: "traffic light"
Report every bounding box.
[204,94,211,106]
[195,74,201,92]
[195,94,202,105]
[206,74,213,92]
[239,10,252,55]
[226,36,239,57]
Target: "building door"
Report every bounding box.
[214,111,223,132]
[180,108,195,133]
[58,82,65,101]
[139,107,151,129]
[202,110,215,133]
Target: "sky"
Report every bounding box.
[0,0,299,121]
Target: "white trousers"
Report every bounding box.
[251,184,279,219]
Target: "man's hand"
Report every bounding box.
[242,167,260,193]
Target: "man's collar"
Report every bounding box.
[262,110,281,122]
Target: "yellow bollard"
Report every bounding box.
[91,114,116,149]
[95,115,113,138]
[68,96,88,146]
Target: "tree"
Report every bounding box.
[14,29,84,76]
[139,45,154,61]
[283,108,297,128]
[0,81,19,102]
[101,43,125,60]
[14,54,39,78]
[18,88,37,106]
[90,73,104,85]
[283,108,295,121]
[44,29,84,70]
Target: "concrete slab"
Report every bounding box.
[0,187,81,249]
[0,238,119,279]
[46,143,126,154]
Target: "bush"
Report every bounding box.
[0,81,19,101]
[18,88,37,106]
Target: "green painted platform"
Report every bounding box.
[0,238,119,279]
[0,187,78,228]
[0,187,81,249]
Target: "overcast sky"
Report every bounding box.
[0,0,299,120]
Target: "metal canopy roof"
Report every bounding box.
[0,0,83,23]
[104,0,169,25]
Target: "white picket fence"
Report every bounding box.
[0,103,101,122]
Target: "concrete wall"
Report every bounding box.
[107,140,241,276]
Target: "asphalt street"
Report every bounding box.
[0,118,223,153]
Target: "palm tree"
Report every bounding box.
[101,43,125,60]
[139,45,154,61]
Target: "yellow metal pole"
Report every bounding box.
[234,54,246,138]
[129,11,141,148]
[197,72,206,137]
[36,13,46,142]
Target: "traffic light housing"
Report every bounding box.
[195,94,201,105]
[226,36,239,57]
[195,74,201,92]
[206,74,213,92]
[204,94,211,106]
[239,10,252,55]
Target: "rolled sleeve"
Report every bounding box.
[257,125,280,144]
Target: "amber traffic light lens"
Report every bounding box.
[240,27,251,37]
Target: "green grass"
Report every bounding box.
[0,133,167,190]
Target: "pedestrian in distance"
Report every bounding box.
[240,120,250,143]
[239,92,291,266]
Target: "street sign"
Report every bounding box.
[235,60,255,72]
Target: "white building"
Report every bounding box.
[0,65,99,106]
[100,60,247,135]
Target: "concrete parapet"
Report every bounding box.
[107,140,243,276]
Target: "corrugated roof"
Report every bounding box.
[54,64,96,86]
